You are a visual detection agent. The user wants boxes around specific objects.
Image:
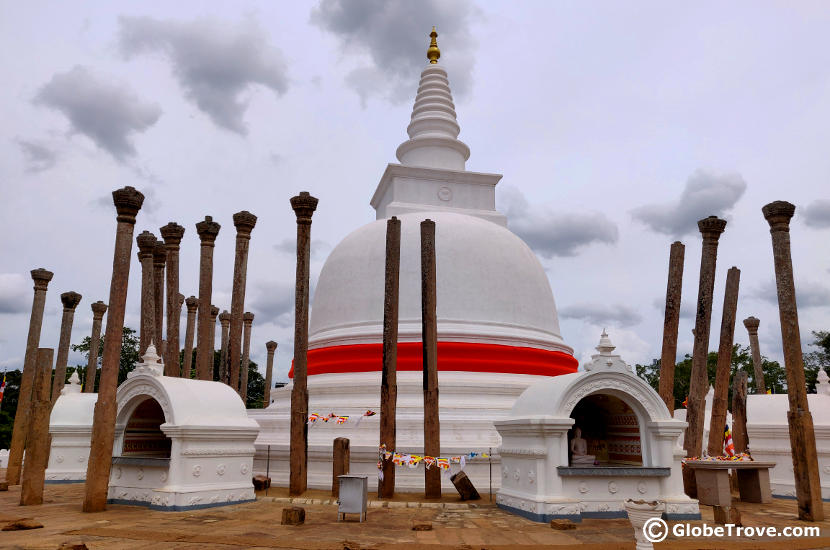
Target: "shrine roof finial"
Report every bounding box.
[427,26,440,64]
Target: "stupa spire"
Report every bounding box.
[395,28,470,171]
[427,26,440,64]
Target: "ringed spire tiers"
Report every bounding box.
[394,27,470,171]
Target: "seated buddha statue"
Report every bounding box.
[570,427,596,465]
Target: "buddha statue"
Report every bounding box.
[570,427,596,465]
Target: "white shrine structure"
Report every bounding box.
[46,371,96,483]
[746,370,830,501]
[108,345,259,510]
[251,31,578,491]
[495,332,699,522]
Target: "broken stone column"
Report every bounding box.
[708,267,741,457]
[218,310,231,385]
[683,216,726,496]
[83,186,144,513]
[289,191,318,496]
[658,241,685,414]
[742,317,766,394]
[182,296,198,378]
[379,216,401,499]
[160,222,185,375]
[731,370,749,454]
[332,437,350,498]
[83,301,107,393]
[6,267,53,486]
[136,231,157,356]
[240,312,254,402]
[228,211,257,393]
[195,216,220,381]
[264,341,277,407]
[209,305,219,380]
[152,241,166,352]
[20,348,54,505]
[421,219,441,499]
[763,200,824,521]
[51,291,82,402]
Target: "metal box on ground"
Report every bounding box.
[337,474,368,522]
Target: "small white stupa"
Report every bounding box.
[46,370,96,483]
[252,29,577,492]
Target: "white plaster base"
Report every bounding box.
[251,370,552,493]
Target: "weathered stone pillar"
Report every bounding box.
[264,341,277,407]
[83,186,144,513]
[240,312,254,402]
[421,219,440,499]
[731,370,749,454]
[683,216,726,496]
[84,301,107,393]
[763,200,824,521]
[289,191,318,496]
[742,317,766,394]
[209,305,219,380]
[658,241,684,414]
[51,291,82,402]
[228,211,257,393]
[379,216,401,499]
[195,216,220,381]
[6,267,53,485]
[182,296,198,378]
[332,437,350,498]
[218,310,231,384]
[160,222,185,375]
[152,241,166,352]
[20,348,54,505]
[136,231,157,356]
[707,267,741,457]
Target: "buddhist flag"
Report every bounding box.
[723,424,735,457]
[0,373,5,407]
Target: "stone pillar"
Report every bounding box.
[84,301,107,393]
[195,216,220,381]
[763,200,824,521]
[228,211,257,393]
[160,222,185,375]
[683,216,726,496]
[209,305,219,380]
[20,348,54,505]
[152,241,166,352]
[182,296,198,378]
[332,437,350,498]
[289,191,318,496]
[379,216,401,499]
[240,312,254,402]
[51,291,82,402]
[707,267,741,457]
[743,317,766,394]
[731,370,749,454]
[6,267,53,485]
[421,219,440,499]
[658,241,684,414]
[136,231,157,356]
[218,310,231,384]
[83,186,144,513]
[264,341,277,407]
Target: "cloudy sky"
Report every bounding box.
[1,1,828,383]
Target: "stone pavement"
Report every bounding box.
[2,481,830,549]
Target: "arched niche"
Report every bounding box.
[568,393,642,466]
[121,397,171,459]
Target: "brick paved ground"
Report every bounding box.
[1,481,830,549]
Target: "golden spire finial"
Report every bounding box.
[427,26,440,64]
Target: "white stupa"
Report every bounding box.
[251,29,577,492]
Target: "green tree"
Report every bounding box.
[805,330,830,393]
[70,326,140,391]
[0,369,22,449]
